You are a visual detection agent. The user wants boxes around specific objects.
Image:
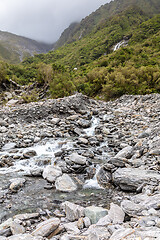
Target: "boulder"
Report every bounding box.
[32,218,60,237]
[83,225,110,239]
[55,174,77,192]
[114,146,133,159]
[68,153,87,165]
[110,228,135,240]
[108,203,125,224]
[42,166,62,183]
[63,222,80,235]
[2,143,16,151]
[112,168,160,191]
[9,178,26,192]
[10,221,25,235]
[61,201,84,221]
[85,206,107,224]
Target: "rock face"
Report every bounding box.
[55,174,77,192]
[112,168,160,191]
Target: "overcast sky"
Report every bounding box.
[0,0,110,43]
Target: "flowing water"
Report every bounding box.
[114,40,128,51]
[0,117,114,222]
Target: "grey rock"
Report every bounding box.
[13,213,40,221]
[32,217,60,237]
[9,178,26,192]
[2,143,16,151]
[85,206,107,224]
[10,221,25,235]
[83,225,110,239]
[8,234,43,239]
[112,168,160,191]
[108,203,125,224]
[110,228,135,240]
[68,153,87,165]
[63,222,80,234]
[42,166,62,183]
[114,146,133,159]
[61,201,84,221]
[55,174,77,192]
[83,217,91,228]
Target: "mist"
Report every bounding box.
[0,0,110,43]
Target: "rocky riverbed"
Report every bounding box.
[0,93,160,239]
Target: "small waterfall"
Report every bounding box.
[83,165,103,189]
[84,116,99,136]
[0,139,73,175]
[113,40,128,51]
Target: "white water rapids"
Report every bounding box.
[0,116,104,189]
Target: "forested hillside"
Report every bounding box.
[0,0,160,102]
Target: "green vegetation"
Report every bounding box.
[0,0,160,102]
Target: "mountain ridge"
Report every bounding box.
[55,0,160,48]
[0,30,55,63]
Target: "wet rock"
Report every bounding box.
[29,167,43,177]
[42,166,62,183]
[32,217,60,237]
[55,174,77,192]
[67,153,87,165]
[77,119,91,128]
[2,143,16,151]
[61,201,84,221]
[85,206,108,224]
[9,178,26,192]
[23,150,37,158]
[77,138,88,145]
[96,167,112,188]
[112,168,160,191]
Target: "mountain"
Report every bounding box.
[0,0,160,102]
[55,0,160,48]
[0,31,54,63]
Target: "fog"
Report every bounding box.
[0,0,110,43]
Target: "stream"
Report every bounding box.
[0,116,119,223]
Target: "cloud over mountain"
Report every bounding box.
[0,0,109,43]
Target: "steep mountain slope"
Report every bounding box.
[0,0,160,102]
[55,0,160,48]
[0,31,54,63]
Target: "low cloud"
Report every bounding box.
[0,0,110,43]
